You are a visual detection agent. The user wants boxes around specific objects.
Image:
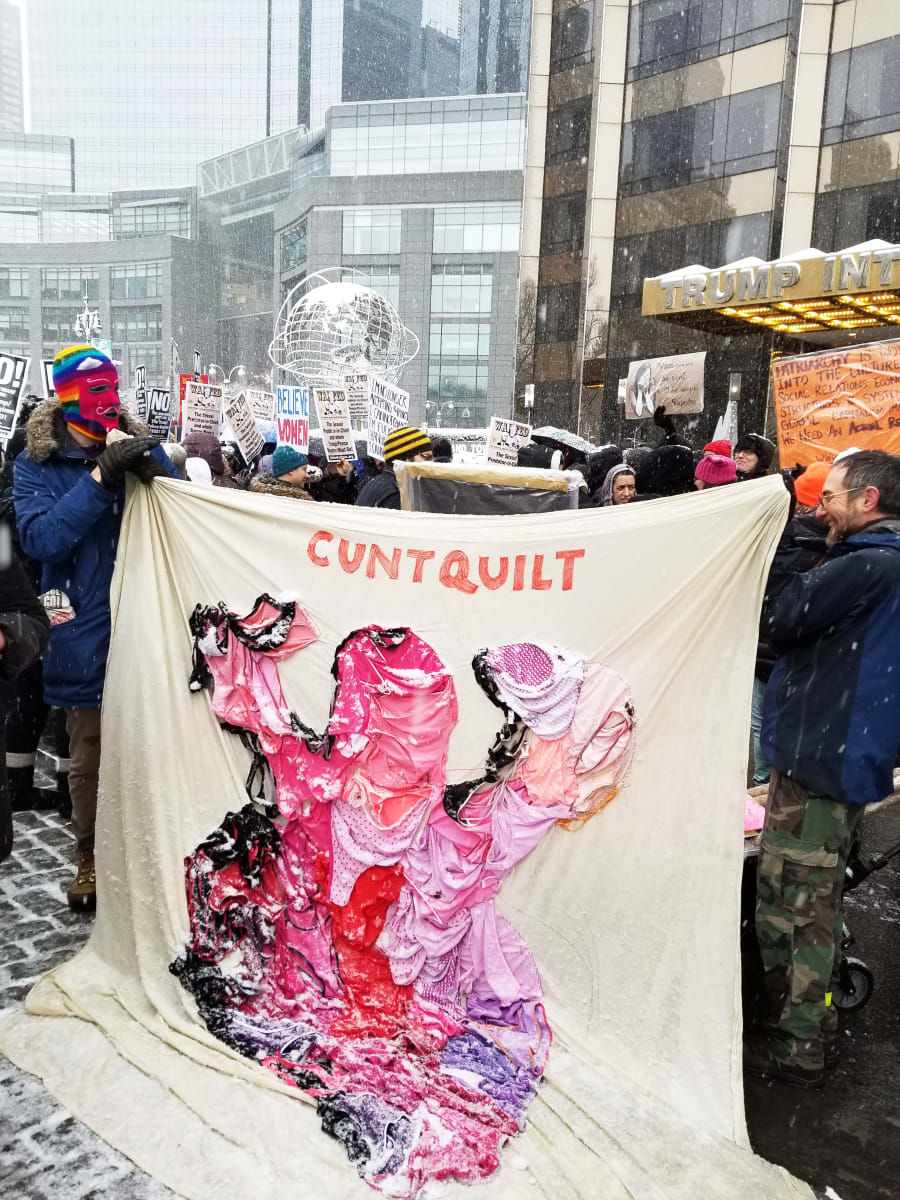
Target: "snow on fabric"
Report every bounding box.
[175,596,635,1194]
[0,476,813,1200]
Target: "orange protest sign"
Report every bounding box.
[772,339,900,467]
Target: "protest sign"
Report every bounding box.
[367,376,409,460]
[224,391,264,462]
[486,416,532,466]
[246,388,275,422]
[625,351,705,419]
[147,388,172,441]
[772,339,900,467]
[276,385,310,452]
[343,373,369,422]
[42,359,56,399]
[0,352,29,446]
[134,365,147,422]
[313,388,356,462]
[182,380,223,440]
[192,349,202,378]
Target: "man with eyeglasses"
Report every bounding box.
[746,449,900,1088]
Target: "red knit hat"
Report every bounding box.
[695,453,737,486]
[794,460,831,507]
[703,438,732,457]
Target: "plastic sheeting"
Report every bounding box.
[0,475,813,1200]
[396,460,582,513]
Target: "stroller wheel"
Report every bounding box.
[832,958,874,1012]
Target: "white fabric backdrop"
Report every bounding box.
[0,476,812,1199]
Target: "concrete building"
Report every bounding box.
[0,186,212,393]
[517,0,900,443]
[460,0,533,95]
[0,0,23,133]
[274,95,526,428]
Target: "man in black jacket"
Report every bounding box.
[0,551,51,860]
[355,426,433,510]
[747,450,900,1088]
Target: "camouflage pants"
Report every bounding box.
[755,770,863,1068]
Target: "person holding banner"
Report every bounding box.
[12,345,174,910]
[748,450,900,1088]
[356,426,433,510]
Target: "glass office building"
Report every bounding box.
[275,95,526,428]
[518,0,900,443]
[0,0,23,133]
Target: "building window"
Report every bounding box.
[536,283,580,343]
[0,306,29,341]
[281,272,306,305]
[426,363,489,418]
[0,267,28,298]
[621,84,782,194]
[432,203,521,253]
[42,306,82,342]
[429,322,491,357]
[342,267,400,308]
[115,202,190,239]
[110,263,163,299]
[813,183,900,252]
[111,305,163,342]
[281,219,308,270]
[124,344,164,377]
[541,194,587,255]
[41,267,99,302]
[342,208,402,255]
[551,4,594,70]
[545,97,591,166]
[823,36,900,146]
[430,264,493,314]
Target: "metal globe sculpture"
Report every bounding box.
[268,268,419,386]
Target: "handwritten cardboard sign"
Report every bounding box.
[276,385,310,452]
[343,373,369,422]
[313,388,356,461]
[147,388,172,441]
[486,416,532,466]
[367,377,410,460]
[246,388,275,422]
[224,391,264,462]
[772,339,900,467]
[182,380,223,439]
[625,351,705,419]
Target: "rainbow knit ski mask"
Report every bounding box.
[53,344,121,442]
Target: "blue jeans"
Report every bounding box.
[750,676,771,786]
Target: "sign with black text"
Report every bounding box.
[134,364,147,421]
[344,373,369,422]
[182,380,223,439]
[42,359,55,399]
[192,349,202,378]
[367,376,409,460]
[0,352,30,446]
[246,388,275,423]
[147,388,172,441]
[486,416,532,466]
[313,388,355,462]
[224,391,264,462]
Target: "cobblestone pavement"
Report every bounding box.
[0,809,174,1199]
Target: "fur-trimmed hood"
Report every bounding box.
[25,400,149,464]
[249,473,313,501]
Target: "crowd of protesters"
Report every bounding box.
[0,343,898,1099]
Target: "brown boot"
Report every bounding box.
[67,849,96,911]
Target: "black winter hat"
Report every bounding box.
[517,442,556,469]
[646,443,694,496]
[734,433,775,474]
[586,446,623,492]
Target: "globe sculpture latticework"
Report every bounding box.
[268,268,419,386]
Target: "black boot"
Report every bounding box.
[8,764,56,812]
[56,771,72,820]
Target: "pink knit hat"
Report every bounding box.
[695,453,737,487]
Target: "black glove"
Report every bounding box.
[96,436,161,490]
[130,450,169,484]
[653,405,676,439]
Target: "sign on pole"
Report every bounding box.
[134,364,147,421]
[276,384,310,452]
[625,351,706,419]
[246,388,275,423]
[313,388,356,462]
[772,339,900,467]
[343,373,369,422]
[0,352,30,446]
[42,359,56,399]
[182,380,223,439]
[224,391,265,462]
[192,349,202,378]
[367,376,410,460]
[147,388,172,441]
[485,416,532,466]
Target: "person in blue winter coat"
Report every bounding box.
[747,449,900,1088]
[13,344,173,909]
